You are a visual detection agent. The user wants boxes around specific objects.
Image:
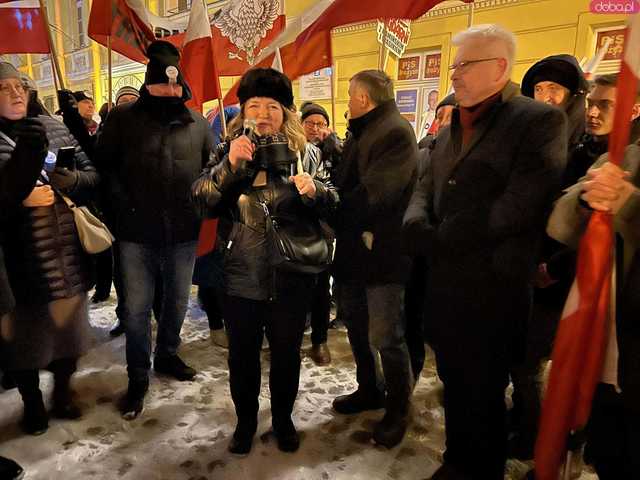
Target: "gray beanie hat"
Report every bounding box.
[115,85,140,104]
[0,62,21,81]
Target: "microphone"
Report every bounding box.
[240,118,257,171]
[165,66,178,85]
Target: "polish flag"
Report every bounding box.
[224,0,461,106]
[179,0,221,110]
[0,0,50,54]
[88,0,155,64]
[535,13,640,480]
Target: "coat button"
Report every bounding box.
[448,179,457,186]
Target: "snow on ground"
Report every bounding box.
[0,288,598,480]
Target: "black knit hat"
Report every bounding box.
[300,101,330,125]
[237,68,294,108]
[72,90,93,102]
[521,54,588,98]
[436,93,456,112]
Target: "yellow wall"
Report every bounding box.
[283,0,630,137]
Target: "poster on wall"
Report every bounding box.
[398,55,421,81]
[395,89,419,131]
[595,28,625,62]
[424,53,441,79]
[418,87,440,140]
[299,68,333,101]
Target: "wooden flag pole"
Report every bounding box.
[217,98,228,140]
[467,1,475,27]
[107,35,113,110]
[330,61,337,129]
[38,0,65,91]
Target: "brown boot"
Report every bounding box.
[309,343,331,366]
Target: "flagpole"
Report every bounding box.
[467,1,475,27]
[107,35,113,110]
[38,0,65,91]
[330,60,337,129]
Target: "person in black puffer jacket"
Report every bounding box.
[0,61,99,436]
[192,68,338,456]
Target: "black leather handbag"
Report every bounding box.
[258,195,330,275]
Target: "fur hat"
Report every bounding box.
[237,68,294,108]
[521,54,588,98]
[300,101,330,125]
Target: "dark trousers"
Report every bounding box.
[93,248,113,298]
[585,383,640,479]
[112,242,126,321]
[198,286,224,331]
[341,282,413,414]
[435,344,509,480]
[223,273,314,430]
[404,257,427,380]
[310,270,330,345]
[119,241,197,384]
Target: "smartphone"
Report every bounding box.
[56,146,76,170]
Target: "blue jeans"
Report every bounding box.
[341,282,414,415]
[119,241,197,384]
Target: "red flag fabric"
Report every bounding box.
[179,0,221,110]
[0,0,49,54]
[88,0,154,64]
[297,0,464,46]
[535,14,640,480]
[196,219,218,257]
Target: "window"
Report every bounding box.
[77,0,86,48]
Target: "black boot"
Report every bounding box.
[273,417,300,453]
[109,321,125,337]
[50,358,81,420]
[372,411,409,448]
[118,380,148,420]
[228,418,257,456]
[0,456,24,480]
[14,370,48,436]
[333,389,385,414]
[153,355,196,381]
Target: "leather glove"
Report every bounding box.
[49,166,79,192]
[13,117,48,152]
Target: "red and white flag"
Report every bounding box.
[0,0,49,54]
[88,0,155,64]
[180,0,221,110]
[535,13,640,480]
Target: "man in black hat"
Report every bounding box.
[95,41,213,419]
[299,101,340,366]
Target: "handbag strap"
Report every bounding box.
[0,130,16,148]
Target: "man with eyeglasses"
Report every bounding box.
[299,101,340,366]
[403,25,567,480]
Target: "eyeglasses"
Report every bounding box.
[448,57,500,72]
[586,98,615,113]
[303,120,328,129]
[0,82,26,96]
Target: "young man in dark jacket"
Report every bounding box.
[403,25,567,479]
[95,41,213,419]
[331,69,417,449]
[547,143,640,479]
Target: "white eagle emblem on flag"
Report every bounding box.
[213,0,281,65]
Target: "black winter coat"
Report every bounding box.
[195,140,338,301]
[95,90,213,245]
[332,100,417,285]
[403,82,567,360]
[0,115,98,304]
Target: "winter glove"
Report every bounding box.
[13,117,48,152]
[49,166,79,193]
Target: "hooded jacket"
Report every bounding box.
[521,54,589,148]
